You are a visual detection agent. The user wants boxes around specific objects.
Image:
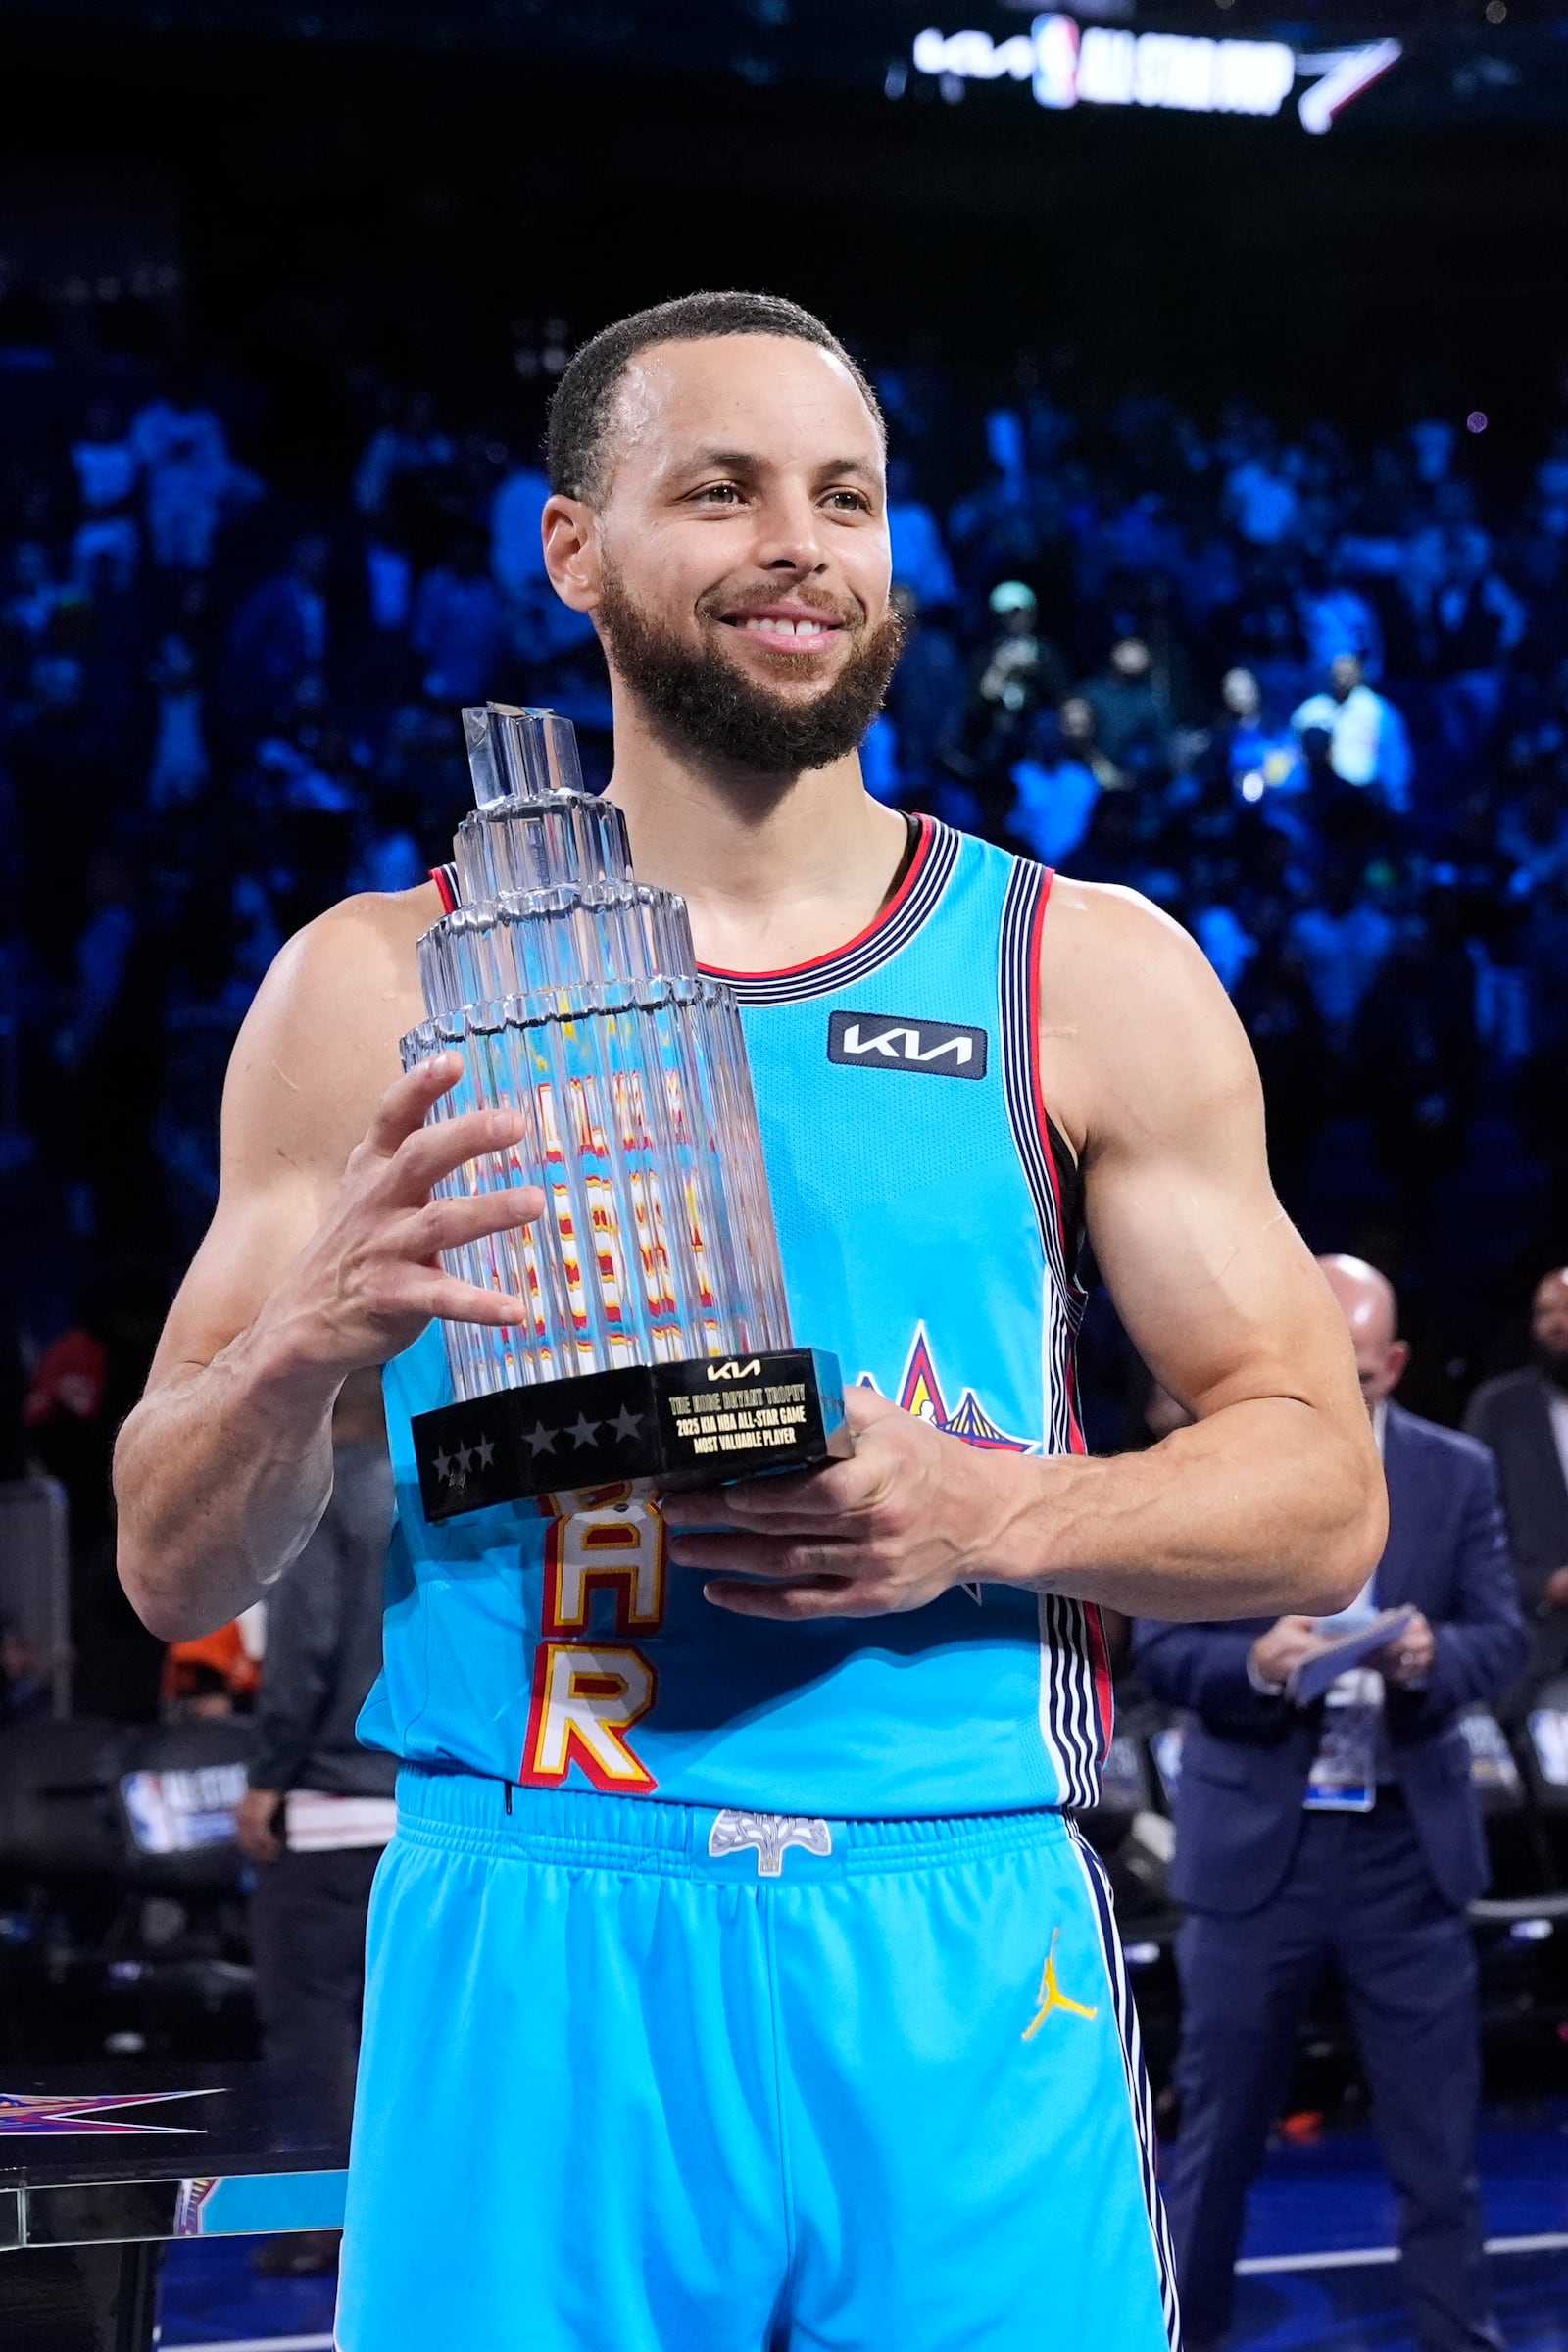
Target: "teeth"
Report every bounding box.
[741,615,830,638]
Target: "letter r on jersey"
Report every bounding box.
[522,1643,658,1791]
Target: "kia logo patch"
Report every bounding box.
[827,1011,988,1080]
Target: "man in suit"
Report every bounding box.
[1463,1265,1568,1701]
[1136,1254,1526,2352]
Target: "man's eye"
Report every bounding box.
[694,483,744,505]
[825,490,871,514]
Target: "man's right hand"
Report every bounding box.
[253,1052,545,1387]
[1250,1614,1330,1689]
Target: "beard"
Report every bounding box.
[595,564,905,778]
[1534,1340,1568,1392]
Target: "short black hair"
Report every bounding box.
[546,290,884,503]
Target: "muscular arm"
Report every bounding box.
[672,882,1385,1622]
[114,893,538,1642]
[1018,880,1385,1615]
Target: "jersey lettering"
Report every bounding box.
[521,1642,658,1791]
[543,1498,667,1635]
[523,1493,669,1788]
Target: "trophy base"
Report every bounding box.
[413,1348,850,1523]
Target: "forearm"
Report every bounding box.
[114,1324,340,1642]
[996,1396,1383,1620]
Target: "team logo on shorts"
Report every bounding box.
[1022,1930,1100,2039]
[709,1810,834,1876]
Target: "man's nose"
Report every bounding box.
[752,488,829,573]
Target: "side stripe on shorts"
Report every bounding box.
[1066,1819,1183,2352]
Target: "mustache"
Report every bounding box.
[597,561,904,778]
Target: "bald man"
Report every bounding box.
[1136,1256,1526,2352]
[1464,1266,1568,1703]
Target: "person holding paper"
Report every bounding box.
[1135,1254,1526,2352]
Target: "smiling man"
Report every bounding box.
[115,292,1384,2352]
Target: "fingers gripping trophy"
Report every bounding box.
[405,702,851,1523]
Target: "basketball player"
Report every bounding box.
[116,293,1385,2351]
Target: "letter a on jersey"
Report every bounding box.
[543,1500,666,1635]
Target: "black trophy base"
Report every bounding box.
[413,1348,850,1522]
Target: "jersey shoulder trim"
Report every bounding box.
[999,858,1085,1310]
[707,816,960,1005]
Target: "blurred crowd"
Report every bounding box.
[4,330,1568,1656]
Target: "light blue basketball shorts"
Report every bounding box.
[335,1768,1179,2352]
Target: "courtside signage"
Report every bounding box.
[910,18,1401,134]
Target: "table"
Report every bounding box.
[0,2062,348,2352]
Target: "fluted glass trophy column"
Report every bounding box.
[403,704,850,1523]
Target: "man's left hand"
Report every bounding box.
[1370,1610,1436,1687]
[666,1387,1027,1620]
[235,1787,285,1863]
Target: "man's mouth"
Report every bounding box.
[714,603,849,656]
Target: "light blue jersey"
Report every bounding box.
[359,815,1113,1816]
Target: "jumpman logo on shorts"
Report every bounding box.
[1022,1930,1099,2038]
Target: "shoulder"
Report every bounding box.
[1040,872,1223,991]
[1387,1403,1497,1486]
[222,883,440,1185]
[1038,877,1255,1158]
[1465,1369,1543,1424]
[244,884,439,1032]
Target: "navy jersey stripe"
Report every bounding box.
[1001,857,1106,1802]
[1044,1592,1098,1810]
[1069,1821,1184,2350]
[719,821,961,1005]
[999,858,1087,1332]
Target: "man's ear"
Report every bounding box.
[1386,1339,1412,1394]
[542,494,600,612]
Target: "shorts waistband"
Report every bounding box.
[392,1765,1070,1879]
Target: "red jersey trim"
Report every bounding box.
[697,814,935,984]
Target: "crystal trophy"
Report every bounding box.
[402,703,851,1523]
